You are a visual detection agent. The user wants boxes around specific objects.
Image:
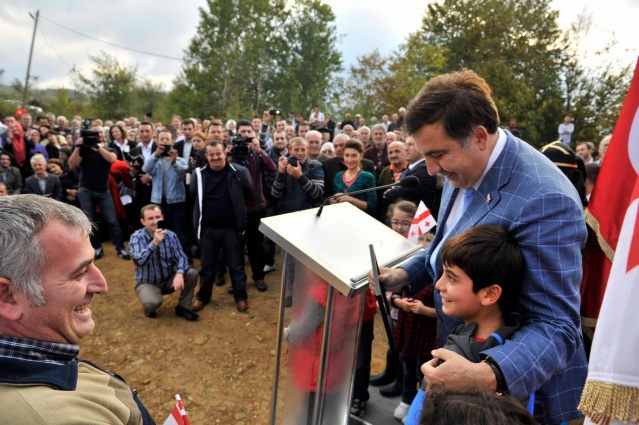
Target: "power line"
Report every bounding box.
[38,21,74,69]
[38,14,183,62]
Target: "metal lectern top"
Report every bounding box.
[259,202,422,297]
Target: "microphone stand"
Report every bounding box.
[316,180,404,218]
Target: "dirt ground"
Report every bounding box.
[80,242,387,424]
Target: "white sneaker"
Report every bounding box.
[263,264,276,273]
[394,402,410,421]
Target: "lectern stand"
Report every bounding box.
[259,202,422,425]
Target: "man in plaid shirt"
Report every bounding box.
[129,204,199,321]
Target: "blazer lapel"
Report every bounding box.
[452,134,519,232]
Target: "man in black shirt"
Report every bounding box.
[190,141,254,313]
[68,124,130,261]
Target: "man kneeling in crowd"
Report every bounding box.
[129,204,199,321]
[0,195,155,424]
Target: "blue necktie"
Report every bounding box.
[429,188,474,274]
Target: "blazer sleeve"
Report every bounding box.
[479,189,586,401]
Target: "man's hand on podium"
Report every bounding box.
[368,266,409,292]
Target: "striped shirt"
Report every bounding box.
[129,227,189,285]
[0,335,78,365]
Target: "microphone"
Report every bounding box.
[316,176,419,217]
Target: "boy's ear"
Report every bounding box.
[480,284,502,307]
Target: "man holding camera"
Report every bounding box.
[142,130,191,261]
[271,136,324,214]
[226,118,276,292]
[129,204,199,321]
[68,122,130,261]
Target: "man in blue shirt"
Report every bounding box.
[129,204,199,321]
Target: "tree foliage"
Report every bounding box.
[74,52,137,119]
[168,0,342,120]
[559,13,632,144]
[419,0,566,145]
[73,52,167,120]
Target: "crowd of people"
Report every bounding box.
[0,68,614,424]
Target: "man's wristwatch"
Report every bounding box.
[483,357,508,394]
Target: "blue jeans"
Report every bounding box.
[77,188,124,250]
[198,226,247,303]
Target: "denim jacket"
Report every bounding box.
[142,155,187,204]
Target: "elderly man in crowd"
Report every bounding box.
[363,123,390,177]
[0,195,155,424]
[23,154,63,200]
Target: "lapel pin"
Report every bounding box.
[486,193,492,203]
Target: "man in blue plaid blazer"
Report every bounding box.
[376,70,587,424]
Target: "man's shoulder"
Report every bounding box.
[130,227,149,241]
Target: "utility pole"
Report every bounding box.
[23,10,39,108]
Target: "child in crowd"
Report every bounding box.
[389,202,438,422]
[405,224,525,425]
[418,390,536,425]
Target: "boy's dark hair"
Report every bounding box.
[440,225,523,315]
[419,390,536,425]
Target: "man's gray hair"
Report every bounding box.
[305,130,322,141]
[372,123,387,135]
[0,195,92,305]
[29,153,46,167]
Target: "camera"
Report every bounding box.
[129,154,144,171]
[80,118,100,149]
[231,136,252,159]
[161,144,174,157]
[269,108,281,116]
[288,156,298,167]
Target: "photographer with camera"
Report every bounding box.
[141,130,190,262]
[225,118,276,292]
[68,120,130,261]
[271,136,324,214]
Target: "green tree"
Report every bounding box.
[419,0,565,145]
[266,0,342,117]
[559,13,631,144]
[47,88,89,118]
[387,32,448,112]
[342,50,391,119]
[74,52,137,120]
[169,0,341,120]
[133,78,166,119]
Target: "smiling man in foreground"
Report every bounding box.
[0,195,155,424]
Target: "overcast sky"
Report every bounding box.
[1,0,638,93]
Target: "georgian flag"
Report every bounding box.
[580,175,639,424]
[163,395,190,425]
[581,58,639,335]
[408,201,437,244]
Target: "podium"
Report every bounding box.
[259,202,422,425]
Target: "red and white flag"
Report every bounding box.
[581,58,639,335]
[163,394,190,425]
[580,174,639,424]
[408,201,437,244]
